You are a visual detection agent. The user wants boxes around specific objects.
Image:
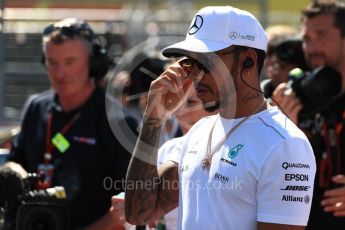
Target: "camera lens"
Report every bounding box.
[22,207,61,230]
[288,67,342,118]
[16,203,69,230]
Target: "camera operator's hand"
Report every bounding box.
[272,82,303,124]
[3,161,28,178]
[109,195,126,226]
[143,62,194,122]
[322,174,345,216]
[84,196,126,230]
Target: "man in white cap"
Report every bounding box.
[125,6,316,229]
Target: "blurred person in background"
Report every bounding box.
[111,70,131,107]
[122,55,168,124]
[261,38,308,99]
[262,24,298,80]
[265,25,298,43]
[113,54,183,145]
[273,1,345,228]
[3,18,136,229]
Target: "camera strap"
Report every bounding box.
[319,114,343,189]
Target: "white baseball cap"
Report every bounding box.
[162,6,268,57]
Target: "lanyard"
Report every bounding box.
[45,111,81,163]
[319,114,343,189]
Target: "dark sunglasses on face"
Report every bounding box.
[178,47,246,76]
[43,21,94,42]
[179,57,210,74]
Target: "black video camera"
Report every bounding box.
[0,168,70,230]
[286,66,342,119]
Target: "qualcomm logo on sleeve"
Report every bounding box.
[282,162,310,170]
[228,144,243,158]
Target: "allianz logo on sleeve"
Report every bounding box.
[282,195,310,204]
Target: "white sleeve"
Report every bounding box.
[257,136,316,226]
[157,137,184,166]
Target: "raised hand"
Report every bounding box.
[144,62,195,121]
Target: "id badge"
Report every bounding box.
[52,132,70,153]
[36,163,54,189]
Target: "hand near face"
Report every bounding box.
[322,175,345,216]
[3,162,28,178]
[144,62,195,121]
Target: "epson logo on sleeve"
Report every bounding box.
[285,174,309,181]
[282,162,310,170]
[280,185,311,191]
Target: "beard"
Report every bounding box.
[306,52,327,69]
[195,53,241,113]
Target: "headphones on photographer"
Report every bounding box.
[41,18,110,82]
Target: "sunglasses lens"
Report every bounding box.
[42,22,93,42]
[179,57,211,75]
[43,25,77,36]
[179,59,194,73]
[43,24,55,35]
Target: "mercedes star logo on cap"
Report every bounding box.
[188,15,203,35]
[229,31,239,40]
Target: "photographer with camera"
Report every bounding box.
[2,18,135,229]
[261,38,308,99]
[273,1,345,228]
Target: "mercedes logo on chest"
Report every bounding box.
[188,15,203,35]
